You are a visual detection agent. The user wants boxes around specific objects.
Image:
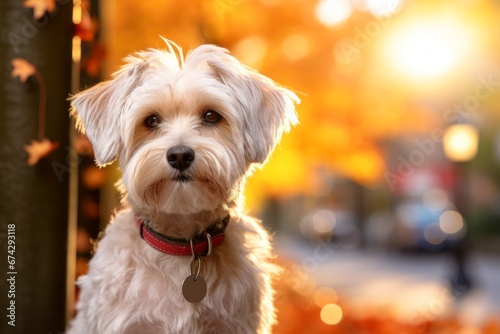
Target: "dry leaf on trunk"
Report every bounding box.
[23,0,56,20]
[24,138,59,166]
[11,58,36,83]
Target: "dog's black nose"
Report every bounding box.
[167,146,195,171]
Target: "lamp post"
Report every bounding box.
[442,124,479,294]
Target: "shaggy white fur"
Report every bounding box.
[67,39,299,334]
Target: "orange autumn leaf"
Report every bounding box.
[23,0,56,20]
[11,58,36,83]
[23,138,59,166]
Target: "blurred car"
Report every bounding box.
[299,209,361,249]
[392,195,467,252]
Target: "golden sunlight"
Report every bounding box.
[382,18,473,80]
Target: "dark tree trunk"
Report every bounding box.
[0,1,73,332]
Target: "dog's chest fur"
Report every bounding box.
[71,209,276,334]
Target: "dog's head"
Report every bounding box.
[71,40,299,214]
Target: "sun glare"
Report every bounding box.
[383,19,472,79]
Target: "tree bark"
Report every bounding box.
[0,1,73,332]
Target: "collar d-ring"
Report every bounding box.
[190,255,202,281]
[189,238,195,256]
[189,233,213,257]
[205,233,212,256]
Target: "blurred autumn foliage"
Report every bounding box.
[102,0,386,210]
[100,0,500,210]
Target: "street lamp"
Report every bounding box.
[442,123,479,294]
[443,124,479,162]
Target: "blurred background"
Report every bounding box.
[1,0,500,333]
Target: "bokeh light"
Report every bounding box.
[232,36,267,67]
[320,303,343,325]
[439,210,464,234]
[443,124,480,162]
[423,223,447,245]
[316,0,352,27]
[314,287,338,307]
[312,210,336,234]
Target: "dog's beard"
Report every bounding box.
[122,139,243,215]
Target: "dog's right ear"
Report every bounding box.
[70,58,147,167]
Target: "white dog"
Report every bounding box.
[67,39,299,334]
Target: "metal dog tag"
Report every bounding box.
[182,274,207,303]
[182,255,207,303]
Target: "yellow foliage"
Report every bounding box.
[102,0,497,211]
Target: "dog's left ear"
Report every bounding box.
[208,59,299,164]
[70,58,147,166]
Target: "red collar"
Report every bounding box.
[136,216,229,256]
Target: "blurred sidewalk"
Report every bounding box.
[276,235,500,327]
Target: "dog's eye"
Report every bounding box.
[145,115,160,128]
[203,110,222,124]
